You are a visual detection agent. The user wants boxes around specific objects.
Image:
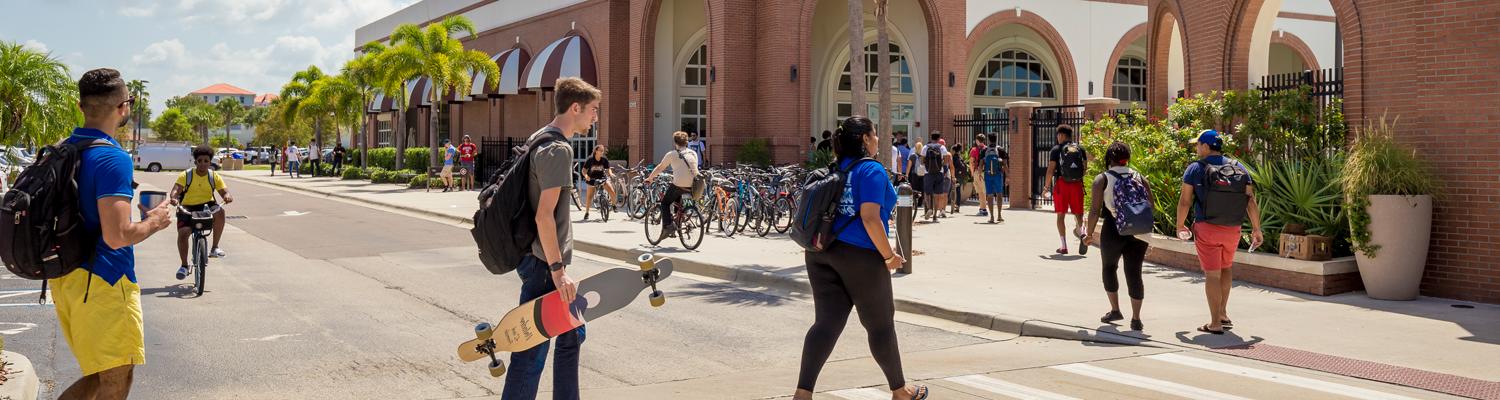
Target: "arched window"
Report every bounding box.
[839,43,913,94]
[973,50,1055,99]
[683,44,708,87]
[1113,57,1147,102]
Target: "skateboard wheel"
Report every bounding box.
[488,359,507,377]
[649,290,666,308]
[637,253,656,271]
[475,323,495,341]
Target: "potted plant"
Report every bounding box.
[1341,117,1439,300]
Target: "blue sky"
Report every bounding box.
[0,0,419,115]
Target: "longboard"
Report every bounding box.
[457,254,673,376]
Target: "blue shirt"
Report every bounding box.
[833,157,897,251]
[1182,155,1253,222]
[687,140,707,168]
[444,146,457,166]
[66,128,136,285]
[896,145,912,173]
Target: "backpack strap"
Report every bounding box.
[829,157,878,237]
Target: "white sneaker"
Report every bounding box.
[210,248,226,258]
[176,266,190,280]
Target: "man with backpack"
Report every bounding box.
[918,132,954,222]
[499,77,598,400]
[977,137,1008,224]
[39,68,175,400]
[969,136,989,218]
[646,131,701,243]
[171,146,234,280]
[1043,125,1088,255]
[1175,129,1264,336]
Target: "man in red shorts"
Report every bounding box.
[1043,125,1088,254]
[1175,129,1263,335]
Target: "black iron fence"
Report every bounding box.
[1258,67,1344,111]
[477,137,522,184]
[1030,105,1087,207]
[953,111,1014,203]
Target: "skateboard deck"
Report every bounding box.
[457,254,673,367]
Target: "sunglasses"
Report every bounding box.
[119,95,137,109]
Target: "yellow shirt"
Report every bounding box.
[175,170,226,206]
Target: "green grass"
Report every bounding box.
[242,164,271,171]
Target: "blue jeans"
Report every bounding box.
[502,255,585,400]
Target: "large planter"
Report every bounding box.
[1355,194,1432,300]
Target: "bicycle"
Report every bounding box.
[643,189,706,250]
[589,178,613,222]
[178,204,220,296]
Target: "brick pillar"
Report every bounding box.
[1007,101,1039,209]
[1081,97,1121,122]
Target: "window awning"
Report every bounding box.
[473,46,531,99]
[523,34,597,91]
[407,78,433,108]
[366,93,394,114]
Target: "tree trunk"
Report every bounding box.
[875,0,892,169]
[429,93,441,170]
[360,95,369,169]
[395,105,406,171]
[847,0,866,122]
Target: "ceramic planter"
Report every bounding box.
[1354,194,1432,300]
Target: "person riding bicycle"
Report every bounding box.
[581,144,617,221]
[171,146,234,280]
[647,131,700,242]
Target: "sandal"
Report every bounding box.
[1130,319,1144,331]
[903,385,929,400]
[1197,324,1225,335]
[1221,319,1234,329]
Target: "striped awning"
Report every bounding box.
[523,34,597,90]
[407,78,433,108]
[366,93,395,114]
[472,46,531,99]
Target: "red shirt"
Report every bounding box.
[969,144,986,170]
[458,142,477,162]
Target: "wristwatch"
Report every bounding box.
[549,261,566,272]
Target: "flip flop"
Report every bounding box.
[1197,324,1225,335]
[907,385,929,400]
[1221,319,1234,329]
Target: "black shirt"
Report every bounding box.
[1049,141,1086,179]
[582,156,610,180]
[816,140,832,153]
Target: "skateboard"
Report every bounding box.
[457,254,673,377]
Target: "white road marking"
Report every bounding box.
[946,374,1081,400]
[827,387,890,400]
[0,290,42,300]
[241,333,302,342]
[1146,353,1424,400]
[0,322,38,335]
[281,211,309,216]
[1051,363,1254,400]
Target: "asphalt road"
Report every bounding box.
[0,171,1464,400]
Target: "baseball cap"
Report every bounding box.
[1190,129,1223,150]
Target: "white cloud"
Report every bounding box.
[301,0,414,31]
[22,39,49,53]
[133,39,187,66]
[178,0,286,26]
[119,4,158,18]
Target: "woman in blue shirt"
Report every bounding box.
[793,116,926,400]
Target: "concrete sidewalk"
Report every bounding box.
[219,170,1500,392]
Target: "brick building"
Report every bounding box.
[357,0,1499,303]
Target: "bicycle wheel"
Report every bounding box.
[627,187,648,219]
[678,206,705,250]
[643,200,663,246]
[717,196,739,237]
[772,197,794,234]
[595,190,611,222]
[193,235,207,296]
[755,203,774,237]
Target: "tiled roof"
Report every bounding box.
[190,83,255,95]
[254,93,279,106]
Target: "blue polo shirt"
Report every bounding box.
[833,157,897,251]
[1182,155,1254,222]
[65,128,136,285]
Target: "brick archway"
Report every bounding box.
[1271,30,1320,72]
[1228,0,1363,123]
[1148,0,1191,114]
[1103,23,1149,100]
[965,9,1080,105]
[630,0,715,163]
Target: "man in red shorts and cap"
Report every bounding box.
[1175,129,1263,335]
[1043,125,1088,254]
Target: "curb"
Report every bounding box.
[1,351,40,400]
[230,175,1158,348]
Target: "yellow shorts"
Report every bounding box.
[50,269,145,376]
[441,165,454,179]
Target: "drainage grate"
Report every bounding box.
[226,215,248,220]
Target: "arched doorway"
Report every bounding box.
[1104,23,1149,106]
[822,41,920,141]
[965,10,1079,110]
[640,0,711,161]
[1148,3,1189,113]
[1232,0,1362,120]
[806,0,938,142]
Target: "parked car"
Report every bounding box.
[135,142,213,172]
[1,146,34,166]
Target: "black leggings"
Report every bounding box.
[799,242,904,391]
[1100,209,1149,300]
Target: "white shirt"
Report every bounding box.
[659,147,700,188]
[1102,166,1138,215]
[285,146,299,161]
[308,144,321,160]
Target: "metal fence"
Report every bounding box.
[1257,67,1344,111]
[1030,105,1087,208]
[953,111,1013,204]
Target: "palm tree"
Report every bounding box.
[343,43,389,168]
[874,0,892,167]
[215,98,245,146]
[847,0,866,120]
[309,74,365,165]
[0,40,80,149]
[370,42,418,171]
[183,100,216,146]
[242,106,269,142]
[280,65,330,152]
[384,15,499,169]
[126,79,150,149]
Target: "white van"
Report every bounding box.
[134,142,197,172]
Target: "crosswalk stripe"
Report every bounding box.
[1051,363,1254,400]
[1146,353,1424,400]
[946,374,1081,400]
[826,387,889,400]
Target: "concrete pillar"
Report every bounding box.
[1082,97,1121,123]
[1006,101,1040,209]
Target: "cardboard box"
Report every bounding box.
[1280,233,1333,261]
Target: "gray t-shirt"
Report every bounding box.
[526,127,574,264]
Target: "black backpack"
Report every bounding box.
[1196,158,1251,226]
[1,139,114,286]
[790,157,876,252]
[470,130,564,275]
[923,145,944,175]
[1058,142,1087,181]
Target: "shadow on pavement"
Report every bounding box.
[1173,330,1265,349]
[672,282,791,308]
[141,284,201,299]
[1039,254,1085,261]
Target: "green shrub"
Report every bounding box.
[1340,116,1439,258]
[1247,156,1352,257]
[393,172,418,185]
[365,147,398,170]
[341,167,366,180]
[736,138,772,167]
[408,174,429,188]
[606,145,629,161]
[403,148,431,172]
[1080,109,1203,234]
[370,170,395,184]
[804,149,834,170]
